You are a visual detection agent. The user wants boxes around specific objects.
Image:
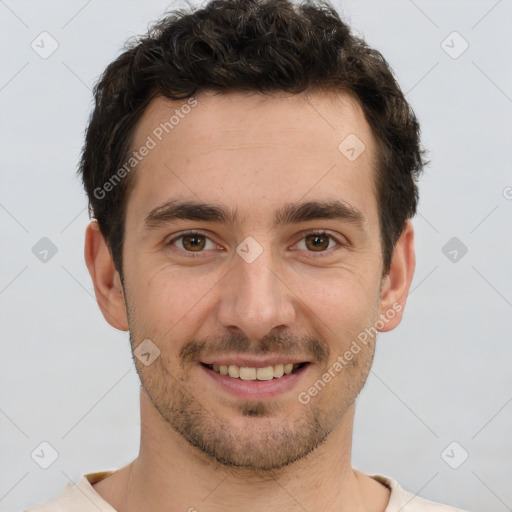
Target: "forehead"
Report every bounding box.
[133,90,375,150]
[126,90,379,231]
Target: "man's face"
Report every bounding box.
[118,91,394,470]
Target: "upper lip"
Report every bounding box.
[201,355,310,368]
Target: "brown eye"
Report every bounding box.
[304,233,331,251]
[167,231,217,255]
[180,234,206,251]
[293,231,342,256]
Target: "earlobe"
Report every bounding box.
[84,220,129,331]
[377,221,416,333]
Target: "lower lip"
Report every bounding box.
[200,364,310,399]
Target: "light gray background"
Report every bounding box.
[1,1,511,511]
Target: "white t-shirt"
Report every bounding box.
[24,470,469,512]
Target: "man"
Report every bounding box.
[26,0,469,510]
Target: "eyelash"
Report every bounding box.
[166,230,344,258]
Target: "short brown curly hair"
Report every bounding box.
[79,0,426,280]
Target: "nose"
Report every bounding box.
[216,244,297,341]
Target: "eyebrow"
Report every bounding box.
[142,199,365,231]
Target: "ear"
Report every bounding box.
[84,220,129,331]
[377,220,416,332]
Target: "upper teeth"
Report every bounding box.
[210,363,300,380]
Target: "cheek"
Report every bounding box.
[127,263,222,335]
[293,277,381,371]
[294,270,379,328]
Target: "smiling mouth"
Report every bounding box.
[201,362,309,381]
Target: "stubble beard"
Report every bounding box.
[130,330,375,473]
[123,277,377,473]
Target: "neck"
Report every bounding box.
[95,389,390,512]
